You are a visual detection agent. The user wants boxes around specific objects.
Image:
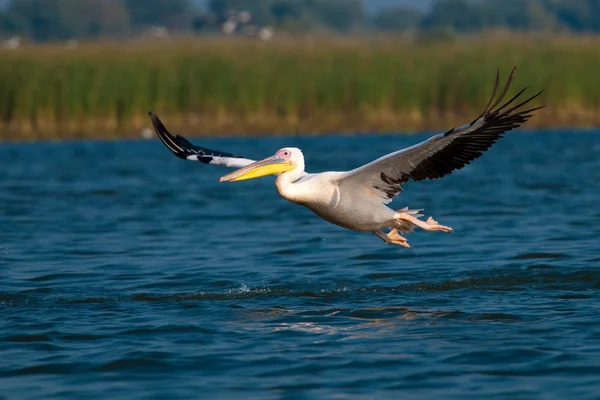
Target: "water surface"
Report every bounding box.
[1,130,599,399]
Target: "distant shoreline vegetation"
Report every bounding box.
[1,35,599,141]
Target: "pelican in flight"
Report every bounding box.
[150,68,542,248]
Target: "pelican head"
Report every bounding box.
[219,147,303,182]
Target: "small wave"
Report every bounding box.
[512,253,568,260]
[442,347,544,365]
[3,266,598,311]
[5,363,86,377]
[26,273,96,282]
[2,334,52,343]
[20,288,53,294]
[94,357,171,373]
[362,272,412,280]
[89,189,120,197]
[555,294,591,300]
[464,312,522,322]
[58,333,106,341]
[0,293,34,307]
[121,325,216,336]
[60,297,119,305]
[351,253,406,261]
[271,248,300,256]
[526,263,558,270]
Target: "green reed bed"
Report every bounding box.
[1,36,600,140]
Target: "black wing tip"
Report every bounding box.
[471,66,516,124]
[503,89,545,115]
[149,111,167,131]
[147,112,242,162]
[147,111,190,159]
[148,110,162,129]
[446,67,543,138]
[484,66,544,118]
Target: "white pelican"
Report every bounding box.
[150,68,542,248]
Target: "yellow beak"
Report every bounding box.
[219,155,296,182]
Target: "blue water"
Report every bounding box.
[1,130,599,399]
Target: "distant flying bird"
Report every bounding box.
[150,68,542,248]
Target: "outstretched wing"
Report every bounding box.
[149,111,255,169]
[337,67,543,203]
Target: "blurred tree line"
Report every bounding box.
[1,0,600,41]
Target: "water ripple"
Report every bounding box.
[1,132,599,399]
